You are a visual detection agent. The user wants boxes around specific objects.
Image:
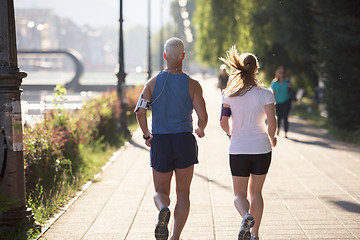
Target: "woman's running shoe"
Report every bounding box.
[238,213,255,240]
[155,207,171,240]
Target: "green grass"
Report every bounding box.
[0,225,40,240]
[326,126,360,145]
[291,98,360,145]
[27,141,124,224]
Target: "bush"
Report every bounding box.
[23,87,143,224]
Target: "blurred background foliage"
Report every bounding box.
[192,0,360,131]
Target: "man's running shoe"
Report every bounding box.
[155,206,171,240]
[238,213,255,240]
[251,235,259,240]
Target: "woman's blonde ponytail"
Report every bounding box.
[220,46,261,97]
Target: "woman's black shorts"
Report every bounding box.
[229,152,272,177]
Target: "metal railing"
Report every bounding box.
[19,49,116,92]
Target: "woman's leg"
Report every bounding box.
[232,176,250,217]
[283,99,292,136]
[275,103,283,135]
[248,174,267,237]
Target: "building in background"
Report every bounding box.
[15,9,117,72]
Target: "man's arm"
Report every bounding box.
[190,79,208,138]
[135,77,155,146]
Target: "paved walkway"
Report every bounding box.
[41,77,360,240]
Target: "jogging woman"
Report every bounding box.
[219,46,277,240]
[271,66,292,138]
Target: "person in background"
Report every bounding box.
[285,69,296,102]
[218,64,229,90]
[135,37,208,240]
[271,66,292,138]
[219,46,277,240]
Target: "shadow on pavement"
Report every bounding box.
[288,117,360,154]
[194,172,232,191]
[330,200,360,214]
[284,119,335,149]
[286,137,334,149]
[289,120,330,139]
[129,139,149,152]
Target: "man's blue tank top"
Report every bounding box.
[151,71,193,134]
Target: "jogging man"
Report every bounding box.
[135,37,208,240]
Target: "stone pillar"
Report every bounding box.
[0,0,38,229]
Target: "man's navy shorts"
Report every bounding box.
[150,132,198,173]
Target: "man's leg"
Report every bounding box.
[171,165,194,240]
[153,169,173,210]
[153,169,173,240]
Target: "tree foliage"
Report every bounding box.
[170,0,197,65]
[195,0,316,86]
[194,0,254,66]
[251,0,317,89]
[311,0,360,130]
[193,0,360,130]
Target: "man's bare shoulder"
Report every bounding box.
[142,75,157,100]
[145,75,157,89]
[189,77,202,92]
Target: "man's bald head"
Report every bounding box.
[164,37,185,61]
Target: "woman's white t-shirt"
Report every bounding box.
[223,87,275,155]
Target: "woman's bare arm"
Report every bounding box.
[265,103,277,147]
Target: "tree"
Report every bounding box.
[311,0,360,130]
[193,0,317,90]
[194,0,253,66]
[194,0,360,131]
[170,0,197,68]
[251,0,317,89]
